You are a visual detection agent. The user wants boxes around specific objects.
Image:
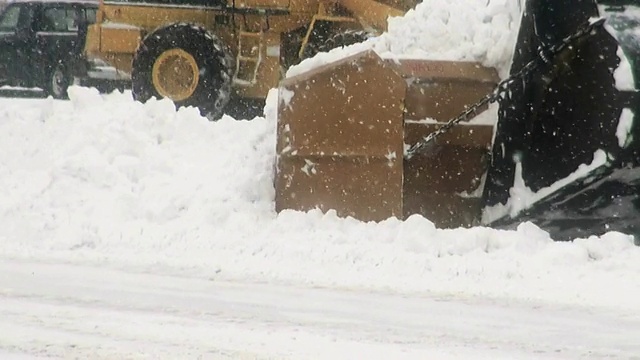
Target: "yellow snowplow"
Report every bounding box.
[81,0,415,118]
[83,0,640,240]
[275,0,640,241]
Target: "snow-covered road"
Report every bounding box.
[1,258,638,360]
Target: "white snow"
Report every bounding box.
[5,259,640,360]
[2,90,640,358]
[617,108,635,148]
[1,84,640,360]
[614,46,637,91]
[404,103,499,126]
[287,0,522,79]
[278,87,295,108]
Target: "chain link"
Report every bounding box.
[404,18,606,160]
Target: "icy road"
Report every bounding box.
[1,259,639,360]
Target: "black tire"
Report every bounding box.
[45,62,71,99]
[303,30,371,60]
[132,23,233,119]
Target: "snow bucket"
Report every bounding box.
[275,50,499,227]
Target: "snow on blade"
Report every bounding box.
[482,150,610,223]
[614,47,637,91]
[617,108,635,147]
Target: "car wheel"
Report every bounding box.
[132,23,233,120]
[46,63,71,99]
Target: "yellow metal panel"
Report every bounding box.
[234,32,282,98]
[102,5,214,30]
[276,51,406,220]
[84,24,101,56]
[339,0,403,31]
[100,27,142,54]
[104,53,134,74]
[235,0,290,8]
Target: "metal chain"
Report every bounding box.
[404,18,606,160]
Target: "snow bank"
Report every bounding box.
[1,89,640,312]
[288,0,522,79]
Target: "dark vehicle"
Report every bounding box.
[0,0,98,98]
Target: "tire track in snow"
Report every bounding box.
[0,259,638,359]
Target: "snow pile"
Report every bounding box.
[288,0,522,78]
[2,88,640,312]
[375,0,521,71]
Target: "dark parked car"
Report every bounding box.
[0,0,98,98]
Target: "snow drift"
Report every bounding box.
[1,89,640,314]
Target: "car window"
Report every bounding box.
[0,4,20,32]
[41,6,77,32]
[85,7,97,24]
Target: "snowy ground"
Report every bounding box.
[1,89,640,359]
[3,259,640,360]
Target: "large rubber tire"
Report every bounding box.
[132,23,233,119]
[45,62,71,99]
[303,30,371,60]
